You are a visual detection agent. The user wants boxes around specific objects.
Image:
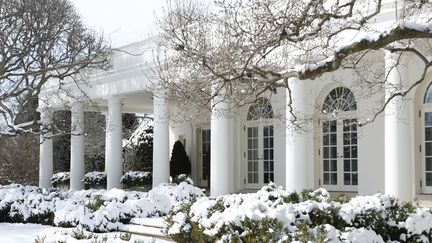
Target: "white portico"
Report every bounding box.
[38,26,432,201]
[38,39,171,191]
[37,38,241,196]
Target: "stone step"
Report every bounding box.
[129,217,165,228]
[119,217,173,241]
[119,224,173,241]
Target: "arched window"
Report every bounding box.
[322,87,357,113]
[422,82,432,193]
[245,98,274,187]
[247,98,273,120]
[424,83,432,103]
[320,87,358,191]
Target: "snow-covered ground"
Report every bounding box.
[0,223,171,243]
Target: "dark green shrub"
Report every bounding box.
[309,205,347,230]
[169,140,191,178]
[123,125,153,172]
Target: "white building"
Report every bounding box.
[38,2,432,202]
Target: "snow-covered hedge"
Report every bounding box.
[164,183,432,242]
[120,171,152,186]
[172,174,194,185]
[0,182,204,232]
[51,172,70,187]
[82,171,107,187]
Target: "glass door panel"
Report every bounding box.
[201,129,211,187]
[263,125,274,183]
[424,112,432,191]
[246,124,275,188]
[322,120,338,185]
[322,119,358,191]
[343,119,358,186]
[247,127,259,184]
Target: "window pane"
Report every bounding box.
[324,173,329,185]
[426,157,432,171]
[427,142,432,156]
[344,160,350,171]
[264,138,269,148]
[323,134,329,145]
[351,134,357,145]
[344,133,350,145]
[344,146,350,158]
[426,127,432,141]
[324,160,329,171]
[344,173,351,185]
[323,122,329,133]
[352,173,358,185]
[331,147,337,158]
[330,134,337,145]
[264,173,269,183]
[330,121,337,132]
[323,147,329,158]
[331,173,337,185]
[351,122,357,131]
[427,173,432,187]
[331,160,337,171]
[352,146,358,158]
[425,112,432,126]
[352,160,358,171]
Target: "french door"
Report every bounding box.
[246,124,274,189]
[422,111,432,193]
[321,119,358,191]
[200,129,211,188]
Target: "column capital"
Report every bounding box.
[71,100,84,108]
[107,96,124,104]
[384,51,400,74]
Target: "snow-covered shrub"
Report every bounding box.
[0,184,65,224]
[123,120,153,172]
[173,174,194,185]
[120,171,152,187]
[0,182,204,233]
[165,183,432,242]
[51,172,70,188]
[82,171,107,188]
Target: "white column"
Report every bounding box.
[384,51,412,201]
[105,97,123,189]
[152,94,170,187]
[39,109,53,188]
[286,78,313,192]
[210,96,233,197]
[70,102,85,190]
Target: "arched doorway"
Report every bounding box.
[245,98,274,189]
[420,83,432,193]
[320,87,358,191]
